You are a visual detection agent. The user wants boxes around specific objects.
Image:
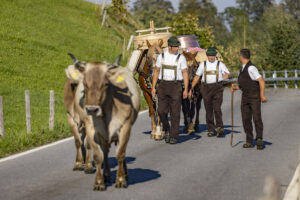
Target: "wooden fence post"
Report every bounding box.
[101,0,106,15]
[101,10,107,27]
[295,70,298,89]
[285,70,288,88]
[49,90,55,131]
[0,96,5,138]
[25,90,31,133]
[127,35,134,51]
[273,71,277,89]
[123,38,126,61]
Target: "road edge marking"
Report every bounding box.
[0,109,148,163]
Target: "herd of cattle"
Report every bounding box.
[63,40,206,190]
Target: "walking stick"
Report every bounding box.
[230,91,234,147]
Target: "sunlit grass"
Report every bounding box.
[0,0,145,158]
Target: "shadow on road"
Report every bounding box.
[232,140,272,149]
[254,140,273,150]
[107,168,161,187]
[143,124,241,143]
[105,157,161,187]
[107,157,136,169]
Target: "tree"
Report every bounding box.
[171,13,216,49]
[281,0,300,20]
[265,8,300,70]
[178,0,228,46]
[178,0,202,14]
[281,0,300,29]
[131,0,174,27]
[236,0,274,21]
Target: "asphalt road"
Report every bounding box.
[0,88,300,200]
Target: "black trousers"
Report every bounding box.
[157,81,182,139]
[241,93,263,143]
[200,83,224,132]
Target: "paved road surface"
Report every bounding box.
[0,88,299,200]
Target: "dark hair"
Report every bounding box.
[240,49,251,59]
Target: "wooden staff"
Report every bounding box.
[231,91,234,147]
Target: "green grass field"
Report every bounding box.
[0,0,146,158]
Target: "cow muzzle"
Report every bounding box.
[85,105,103,117]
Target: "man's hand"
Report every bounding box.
[151,88,156,98]
[183,89,188,99]
[230,87,235,94]
[230,84,239,93]
[261,96,267,103]
[188,89,193,98]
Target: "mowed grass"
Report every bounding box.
[0,0,145,158]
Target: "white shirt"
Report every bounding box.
[195,60,230,84]
[242,64,261,80]
[155,51,188,81]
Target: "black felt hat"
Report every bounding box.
[206,47,217,56]
[168,36,181,47]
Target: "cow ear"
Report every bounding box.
[158,39,163,47]
[146,40,151,48]
[106,71,127,89]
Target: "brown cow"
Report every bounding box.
[64,55,95,174]
[67,54,140,190]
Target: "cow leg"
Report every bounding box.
[154,111,164,140]
[99,139,111,183]
[143,90,156,138]
[67,114,84,171]
[80,127,86,163]
[84,136,95,174]
[85,119,105,191]
[115,120,131,188]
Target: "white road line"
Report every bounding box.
[0,110,148,164]
[0,137,74,164]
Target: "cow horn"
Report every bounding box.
[113,54,122,66]
[68,53,85,71]
[68,53,79,65]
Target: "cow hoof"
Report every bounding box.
[188,123,195,135]
[115,177,127,188]
[93,183,106,191]
[84,162,95,174]
[94,179,106,191]
[154,135,163,140]
[73,162,84,171]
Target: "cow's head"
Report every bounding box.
[71,55,123,117]
[146,39,163,69]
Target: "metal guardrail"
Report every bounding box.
[231,69,299,89]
